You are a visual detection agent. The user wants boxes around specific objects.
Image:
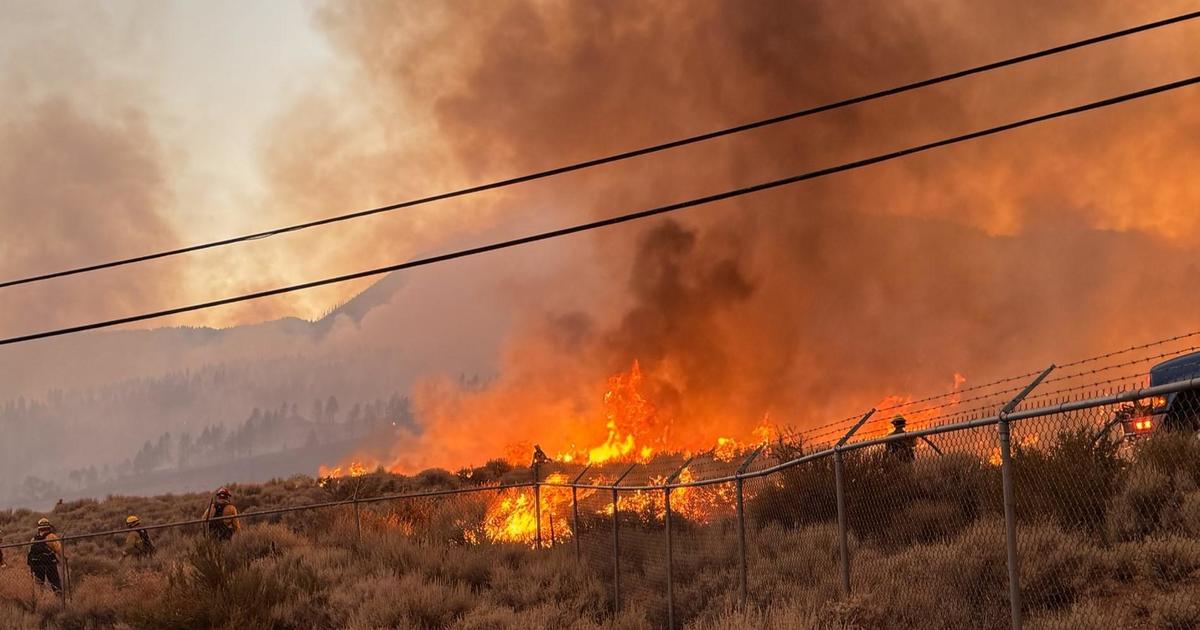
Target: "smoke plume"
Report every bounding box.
[288,0,1200,469]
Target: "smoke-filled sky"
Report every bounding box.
[2,1,1200,473]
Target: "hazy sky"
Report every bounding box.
[3,1,1198,339]
[3,0,1200,481]
[2,0,334,236]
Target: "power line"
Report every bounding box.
[3,10,1198,291]
[2,75,1196,347]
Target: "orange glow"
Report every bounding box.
[317,360,882,512]
[575,361,663,465]
[478,473,584,546]
[318,461,368,480]
[863,373,970,440]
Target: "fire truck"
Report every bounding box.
[1102,351,1200,442]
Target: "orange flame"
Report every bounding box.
[318,461,368,480]
[478,473,581,546]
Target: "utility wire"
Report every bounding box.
[2,10,1198,290]
[1,74,1197,348]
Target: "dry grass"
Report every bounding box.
[2,431,1200,628]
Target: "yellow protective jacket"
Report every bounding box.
[201,502,241,538]
[122,529,155,558]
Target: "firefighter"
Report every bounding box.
[531,444,550,467]
[885,415,917,463]
[121,515,156,559]
[26,518,63,594]
[201,487,240,541]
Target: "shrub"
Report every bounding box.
[1018,523,1105,613]
[1013,428,1122,535]
[1139,536,1200,586]
[1146,586,1200,630]
[1107,467,1174,542]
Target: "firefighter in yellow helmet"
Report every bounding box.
[201,487,240,541]
[26,518,63,593]
[121,515,156,559]
[885,415,917,463]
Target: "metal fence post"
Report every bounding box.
[664,487,675,628]
[611,486,620,611]
[351,477,366,548]
[997,417,1021,628]
[833,450,849,594]
[611,463,637,613]
[353,498,362,547]
[998,365,1054,630]
[570,465,591,564]
[735,447,765,608]
[572,487,581,558]
[533,460,542,549]
[663,456,696,629]
[834,409,875,597]
[59,535,70,602]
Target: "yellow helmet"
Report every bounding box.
[36,517,51,528]
[126,515,140,526]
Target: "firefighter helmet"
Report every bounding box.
[36,518,51,529]
[126,515,140,526]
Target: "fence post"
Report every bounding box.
[735,446,765,608]
[663,456,696,629]
[611,487,620,611]
[833,451,849,593]
[998,365,1054,630]
[664,487,674,628]
[59,535,70,602]
[611,463,637,613]
[352,476,366,548]
[533,460,542,549]
[834,409,876,597]
[570,465,591,564]
[353,498,362,547]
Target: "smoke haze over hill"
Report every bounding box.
[1,1,1199,503]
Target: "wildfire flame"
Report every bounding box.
[479,473,583,546]
[574,361,662,465]
[318,461,368,481]
[319,361,823,541]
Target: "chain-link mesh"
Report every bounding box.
[743,456,840,623]
[1008,388,1200,628]
[5,372,1200,627]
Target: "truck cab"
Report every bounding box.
[1117,351,1200,439]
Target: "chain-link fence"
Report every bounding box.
[3,358,1200,628]
[538,368,1200,628]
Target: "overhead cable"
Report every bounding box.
[2,10,1197,290]
[1,74,1197,347]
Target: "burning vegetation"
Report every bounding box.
[318,356,979,546]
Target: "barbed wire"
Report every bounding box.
[1056,329,1200,369]
[1042,345,1200,385]
[797,330,1200,445]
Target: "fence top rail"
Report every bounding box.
[544,375,1200,492]
[0,481,535,551]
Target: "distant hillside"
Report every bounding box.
[0,265,511,509]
